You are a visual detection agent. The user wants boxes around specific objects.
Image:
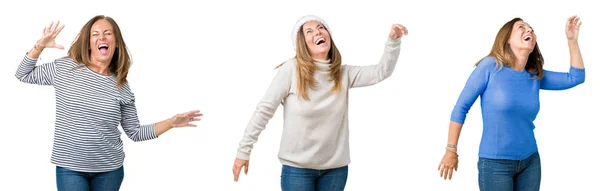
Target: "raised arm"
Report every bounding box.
[232,60,293,182]
[15,55,57,86]
[15,21,65,86]
[541,15,586,90]
[540,68,585,90]
[347,24,407,88]
[439,57,495,180]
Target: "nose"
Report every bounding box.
[526,28,532,33]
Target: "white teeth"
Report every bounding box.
[98,44,108,49]
[523,36,532,41]
[315,38,325,45]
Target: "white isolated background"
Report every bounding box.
[0,0,598,190]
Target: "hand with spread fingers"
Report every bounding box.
[170,110,203,128]
[15,15,208,190]
[232,158,249,182]
[389,24,408,40]
[36,20,65,51]
[565,15,582,42]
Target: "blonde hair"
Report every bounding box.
[276,25,342,100]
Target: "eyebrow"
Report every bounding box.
[518,23,532,27]
[91,29,112,33]
[304,24,322,31]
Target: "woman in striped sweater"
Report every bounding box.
[15,15,202,191]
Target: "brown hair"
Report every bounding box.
[276,25,343,100]
[477,17,544,80]
[67,15,132,88]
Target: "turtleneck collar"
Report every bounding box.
[313,59,331,71]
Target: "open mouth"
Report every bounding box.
[315,37,326,45]
[523,36,532,42]
[98,44,109,54]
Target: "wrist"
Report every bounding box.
[165,117,175,129]
[170,117,177,128]
[446,143,458,156]
[33,43,44,51]
[446,143,457,149]
[567,39,579,46]
[445,148,458,157]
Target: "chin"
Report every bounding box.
[96,55,112,62]
[318,48,330,54]
[527,46,535,52]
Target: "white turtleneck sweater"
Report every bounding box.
[237,38,402,170]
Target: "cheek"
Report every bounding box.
[305,37,312,47]
[89,37,97,47]
[509,36,520,44]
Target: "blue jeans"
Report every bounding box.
[478,152,541,191]
[56,166,124,191]
[281,165,348,191]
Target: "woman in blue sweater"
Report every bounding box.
[438,16,585,191]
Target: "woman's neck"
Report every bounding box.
[512,50,530,71]
[88,60,111,75]
[311,52,328,61]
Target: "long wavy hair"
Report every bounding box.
[67,15,132,87]
[276,24,343,100]
[477,17,544,80]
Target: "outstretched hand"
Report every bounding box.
[170,110,203,128]
[37,20,65,50]
[389,24,408,40]
[565,15,582,42]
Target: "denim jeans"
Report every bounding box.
[281,165,348,191]
[56,166,124,191]
[478,152,541,191]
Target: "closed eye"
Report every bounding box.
[305,29,312,34]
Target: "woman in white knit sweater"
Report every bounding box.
[232,15,408,190]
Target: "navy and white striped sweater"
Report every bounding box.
[15,54,157,172]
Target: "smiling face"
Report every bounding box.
[302,21,331,60]
[89,19,117,63]
[508,20,536,53]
